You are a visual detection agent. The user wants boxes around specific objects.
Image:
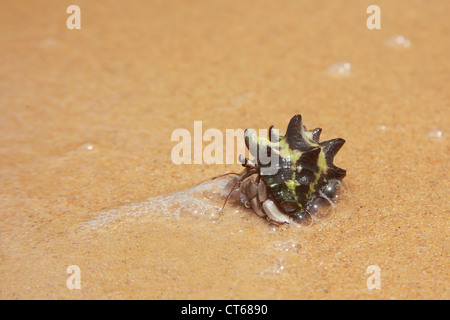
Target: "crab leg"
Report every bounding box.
[240,177,265,217]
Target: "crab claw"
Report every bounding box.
[262,199,291,224]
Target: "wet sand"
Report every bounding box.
[0,0,448,299]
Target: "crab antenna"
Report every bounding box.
[193,172,240,187]
[219,167,258,212]
[211,172,240,180]
[220,179,241,212]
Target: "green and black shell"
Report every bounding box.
[244,114,346,218]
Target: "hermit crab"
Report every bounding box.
[224,114,346,224]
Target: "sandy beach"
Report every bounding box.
[0,0,448,299]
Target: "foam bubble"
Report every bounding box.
[326,62,351,77]
[203,207,221,222]
[260,259,286,276]
[84,174,348,229]
[428,129,443,140]
[271,240,301,253]
[178,202,203,221]
[386,35,411,48]
[84,178,230,229]
[309,197,336,220]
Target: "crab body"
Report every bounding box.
[230,114,346,224]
